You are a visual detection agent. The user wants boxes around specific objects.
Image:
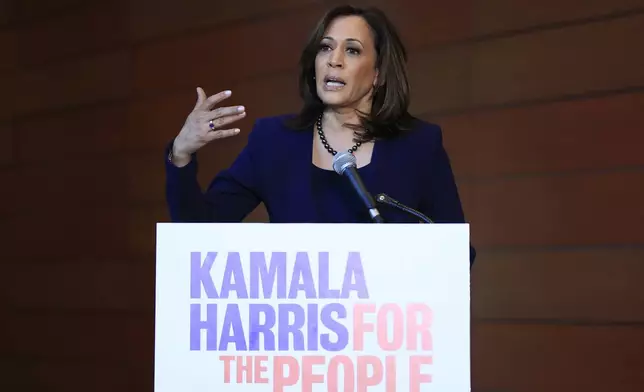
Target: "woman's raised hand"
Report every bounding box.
[171,87,246,166]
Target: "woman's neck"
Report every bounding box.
[322,106,369,134]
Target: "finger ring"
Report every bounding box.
[208,120,215,130]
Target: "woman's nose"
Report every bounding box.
[328,50,344,68]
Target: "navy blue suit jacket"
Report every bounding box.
[165,114,476,266]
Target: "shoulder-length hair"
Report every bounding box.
[285,5,416,142]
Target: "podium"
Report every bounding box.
[154,223,471,391]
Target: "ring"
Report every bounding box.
[208,120,215,130]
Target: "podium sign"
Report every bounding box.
[155,223,470,392]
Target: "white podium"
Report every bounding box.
[155,223,471,392]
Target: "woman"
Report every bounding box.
[165,5,476,265]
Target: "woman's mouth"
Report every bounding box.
[324,76,346,90]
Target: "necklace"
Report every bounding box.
[316,114,362,156]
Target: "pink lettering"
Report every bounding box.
[219,356,234,383]
[385,356,396,392]
[273,356,299,392]
[329,355,355,392]
[254,356,269,383]
[353,303,376,350]
[357,356,383,392]
[406,304,432,350]
[410,355,432,392]
[302,356,325,392]
[377,304,404,350]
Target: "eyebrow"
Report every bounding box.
[322,36,364,46]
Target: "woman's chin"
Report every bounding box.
[319,93,349,107]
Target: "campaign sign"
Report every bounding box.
[155,223,470,392]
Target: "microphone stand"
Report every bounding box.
[332,151,386,224]
[375,193,434,223]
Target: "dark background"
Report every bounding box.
[2,0,644,391]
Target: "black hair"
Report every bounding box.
[285,5,416,142]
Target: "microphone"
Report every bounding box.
[332,151,385,223]
[375,193,434,223]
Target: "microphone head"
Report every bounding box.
[332,151,357,175]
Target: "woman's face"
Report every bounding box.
[315,15,379,111]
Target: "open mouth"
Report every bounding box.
[324,76,346,88]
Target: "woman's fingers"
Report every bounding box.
[204,127,241,142]
[174,87,247,157]
[204,105,245,126]
[207,104,245,120]
[198,89,233,111]
[193,87,208,110]
[190,87,246,141]
[207,111,247,131]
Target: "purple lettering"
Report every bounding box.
[190,303,217,350]
[307,303,319,350]
[250,252,287,299]
[342,252,369,298]
[249,304,276,350]
[190,252,218,299]
[288,252,316,299]
[278,304,305,351]
[320,303,348,351]
[219,304,247,350]
[318,252,340,298]
[220,252,248,299]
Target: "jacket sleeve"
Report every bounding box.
[164,122,263,223]
[420,125,477,267]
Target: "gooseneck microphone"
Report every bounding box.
[332,151,385,223]
[375,193,434,223]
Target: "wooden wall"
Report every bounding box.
[2,0,644,390]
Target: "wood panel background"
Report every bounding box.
[2,0,644,391]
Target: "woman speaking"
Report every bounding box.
[164,5,476,266]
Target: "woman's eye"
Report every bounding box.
[319,44,331,52]
[347,48,361,55]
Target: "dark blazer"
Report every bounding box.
[165,114,476,266]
